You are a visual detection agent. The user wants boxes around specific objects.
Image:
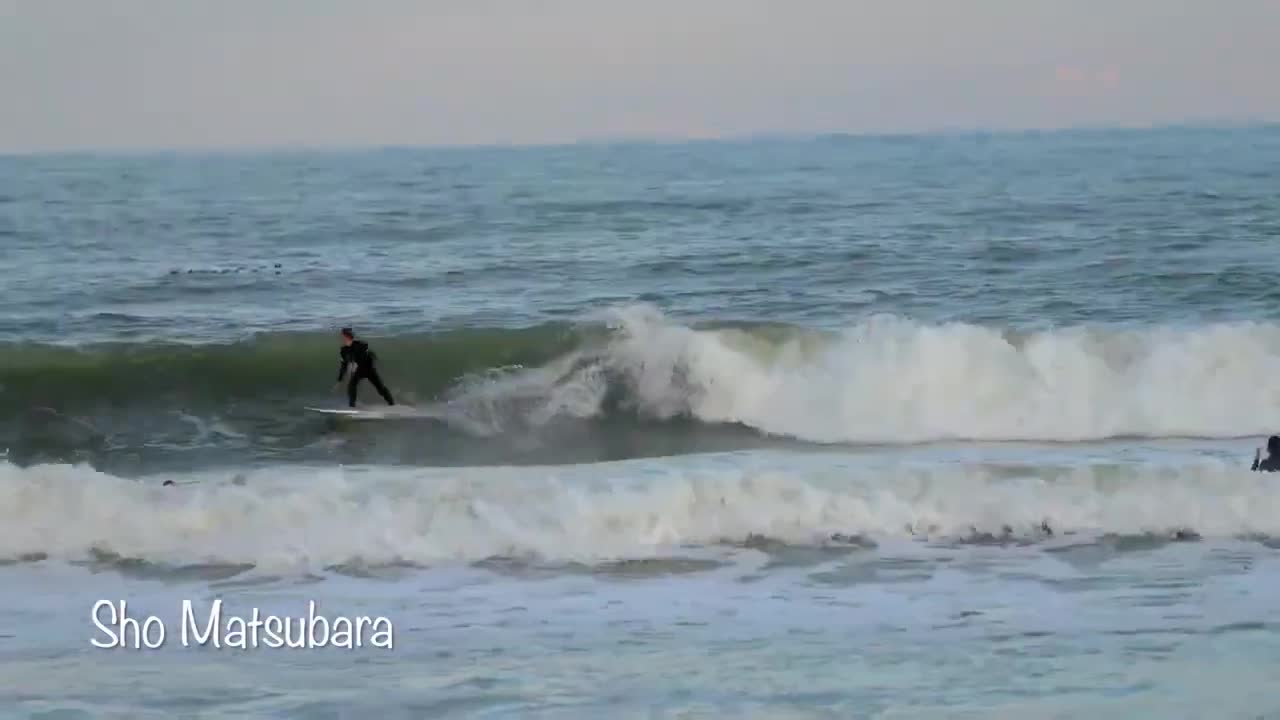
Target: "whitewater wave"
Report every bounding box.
[447,305,1280,443]
[1,456,1276,572]
[7,304,1280,449]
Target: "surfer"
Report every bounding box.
[334,327,395,408]
[1252,435,1280,472]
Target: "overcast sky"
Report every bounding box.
[2,0,1278,151]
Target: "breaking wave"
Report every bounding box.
[6,304,1280,448]
[0,455,1276,572]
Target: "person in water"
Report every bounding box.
[1252,435,1280,472]
[335,327,395,408]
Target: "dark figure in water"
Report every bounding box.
[335,327,395,408]
[1252,435,1280,472]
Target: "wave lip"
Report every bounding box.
[1,458,1276,572]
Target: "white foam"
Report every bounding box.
[1,455,1277,572]
[482,305,1280,443]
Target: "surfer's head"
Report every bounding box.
[340,327,354,345]
[1268,435,1280,455]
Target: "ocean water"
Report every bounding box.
[3,126,1280,718]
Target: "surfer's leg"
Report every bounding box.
[347,374,361,407]
[367,369,395,405]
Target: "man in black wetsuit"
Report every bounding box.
[1251,435,1280,472]
[335,327,395,408]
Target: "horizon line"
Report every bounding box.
[3,118,1277,158]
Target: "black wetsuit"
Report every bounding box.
[1252,454,1280,472]
[337,340,395,408]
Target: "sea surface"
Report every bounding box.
[3,126,1280,718]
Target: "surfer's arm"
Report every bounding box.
[336,351,349,382]
[1252,448,1261,471]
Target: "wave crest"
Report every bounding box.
[447,305,1280,443]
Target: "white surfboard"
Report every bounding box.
[305,406,420,419]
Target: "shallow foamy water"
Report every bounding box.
[3,445,1279,717]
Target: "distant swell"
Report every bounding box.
[5,304,1280,450]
